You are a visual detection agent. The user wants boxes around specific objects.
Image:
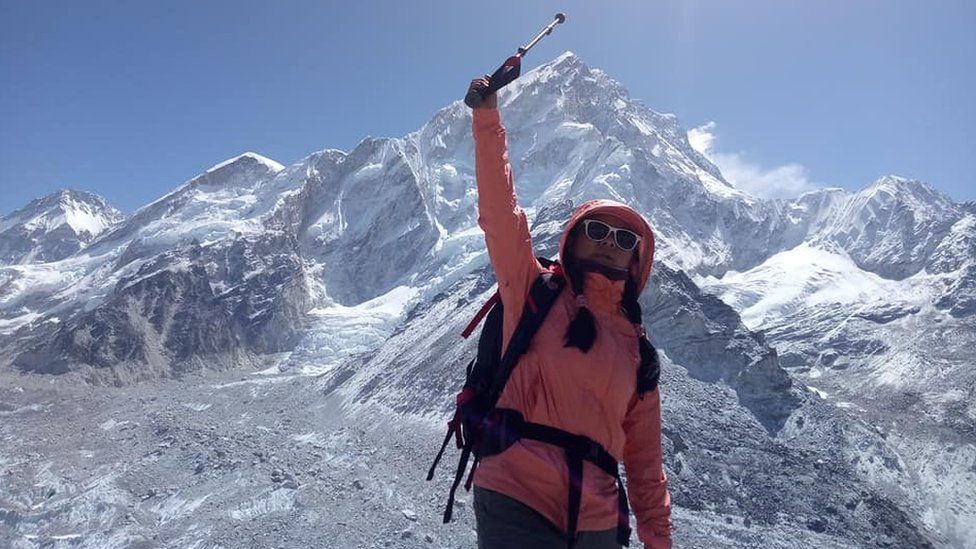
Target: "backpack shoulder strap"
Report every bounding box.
[486,260,565,402]
[461,292,500,339]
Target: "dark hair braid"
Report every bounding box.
[563,255,597,352]
[623,277,661,392]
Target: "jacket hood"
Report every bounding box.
[558,200,656,293]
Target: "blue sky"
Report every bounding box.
[1,0,973,214]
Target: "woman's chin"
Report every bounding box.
[592,255,619,267]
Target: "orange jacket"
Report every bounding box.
[470,107,672,547]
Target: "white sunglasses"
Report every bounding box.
[581,219,642,251]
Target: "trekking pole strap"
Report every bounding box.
[616,477,632,546]
[443,446,472,523]
[566,450,583,549]
[427,426,455,481]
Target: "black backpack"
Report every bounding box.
[427,257,660,548]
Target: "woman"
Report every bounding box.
[467,76,672,549]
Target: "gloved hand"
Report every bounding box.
[467,75,498,110]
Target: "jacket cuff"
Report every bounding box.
[642,534,673,549]
[638,521,673,548]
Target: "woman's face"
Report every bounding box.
[570,213,638,271]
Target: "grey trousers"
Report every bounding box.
[473,486,621,549]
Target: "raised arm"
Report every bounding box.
[622,387,673,548]
[470,79,543,325]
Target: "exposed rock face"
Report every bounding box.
[13,232,313,384]
[644,264,800,433]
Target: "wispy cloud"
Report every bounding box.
[688,121,820,199]
[687,122,718,158]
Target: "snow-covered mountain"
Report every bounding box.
[0,188,124,265]
[0,52,972,547]
[812,177,963,277]
[1,153,319,384]
[699,202,976,545]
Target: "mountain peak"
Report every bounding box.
[205,152,285,175]
[0,187,124,264]
[55,187,115,209]
[2,188,121,227]
[868,174,931,193]
[546,50,582,68]
[859,175,951,208]
[507,50,603,95]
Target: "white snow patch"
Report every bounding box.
[98,418,128,431]
[291,432,329,447]
[210,374,299,389]
[0,403,46,416]
[63,205,113,236]
[700,243,899,329]
[806,386,829,399]
[230,489,296,521]
[152,493,212,524]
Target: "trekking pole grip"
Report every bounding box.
[464,55,522,109]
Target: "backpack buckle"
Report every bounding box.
[456,387,475,406]
[474,408,524,457]
[565,435,600,463]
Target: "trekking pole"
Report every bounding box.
[464,13,567,108]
